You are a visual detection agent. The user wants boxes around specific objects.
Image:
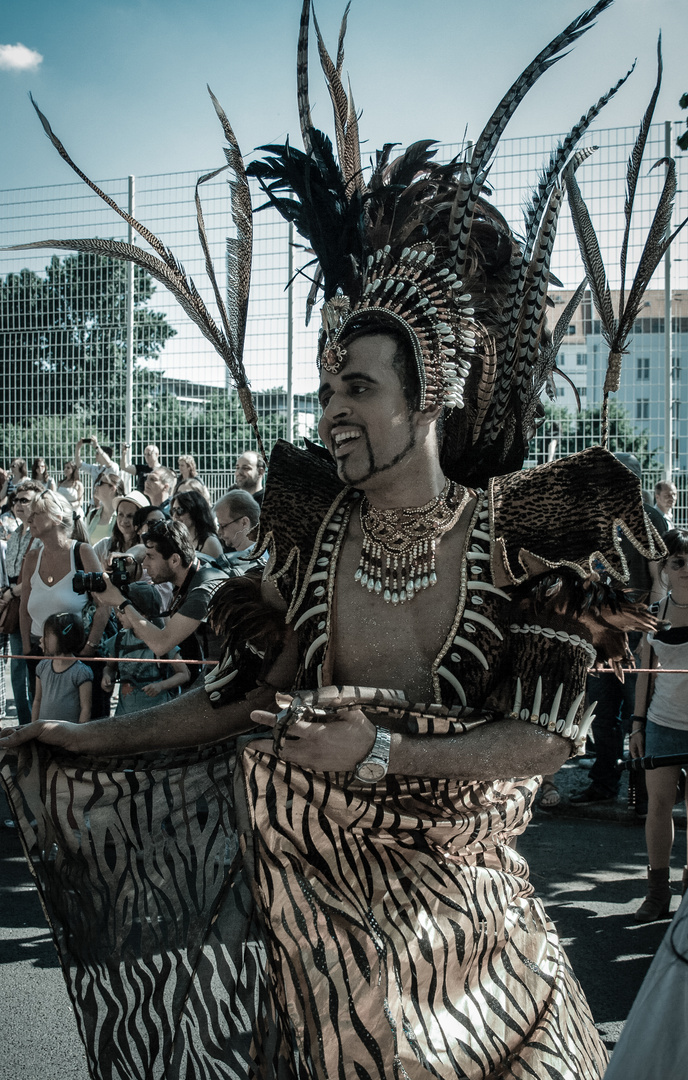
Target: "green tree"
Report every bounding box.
[1,252,175,428]
[530,401,661,470]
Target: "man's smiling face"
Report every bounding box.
[318,333,419,488]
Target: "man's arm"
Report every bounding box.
[96,573,204,656]
[121,607,200,657]
[120,443,137,476]
[0,683,274,756]
[249,708,570,780]
[94,443,115,470]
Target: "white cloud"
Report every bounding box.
[0,43,43,72]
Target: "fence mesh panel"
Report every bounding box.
[1,122,686,512]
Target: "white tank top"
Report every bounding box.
[28,541,88,638]
[647,629,688,730]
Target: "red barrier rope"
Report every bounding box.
[3,653,214,666]
[3,655,688,673]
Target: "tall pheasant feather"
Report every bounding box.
[9,94,264,457]
[563,37,688,446]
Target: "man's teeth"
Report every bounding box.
[334,430,361,445]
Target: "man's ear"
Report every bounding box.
[415,402,443,428]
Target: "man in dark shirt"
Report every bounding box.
[121,444,162,494]
[98,519,226,679]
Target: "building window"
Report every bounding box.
[576,353,587,366]
[579,387,587,397]
[557,386,566,398]
[673,355,681,380]
[636,399,650,420]
[566,324,576,335]
[637,356,650,380]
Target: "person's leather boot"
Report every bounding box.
[634,867,671,922]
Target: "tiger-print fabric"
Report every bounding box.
[1,737,608,1080]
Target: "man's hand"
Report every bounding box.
[0,721,82,752]
[93,572,126,609]
[250,707,376,772]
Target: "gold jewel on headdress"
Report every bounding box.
[355,480,468,604]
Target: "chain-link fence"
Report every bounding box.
[1,121,686,514]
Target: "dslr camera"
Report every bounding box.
[73,555,131,596]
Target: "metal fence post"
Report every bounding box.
[124,174,135,490]
[664,121,673,482]
[287,218,294,444]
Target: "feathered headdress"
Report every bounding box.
[247,0,682,486]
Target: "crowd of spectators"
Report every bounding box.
[0,438,266,733]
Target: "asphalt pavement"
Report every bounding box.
[0,755,682,1078]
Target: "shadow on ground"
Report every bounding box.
[520,815,673,1052]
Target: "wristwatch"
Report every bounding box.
[354,726,392,784]
[117,599,133,614]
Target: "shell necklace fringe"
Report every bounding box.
[355,479,467,605]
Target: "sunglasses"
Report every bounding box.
[170,506,185,517]
[220,517,244,528]
[13,497,33,505]
[668,557,688,570]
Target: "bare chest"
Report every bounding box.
[330,506,470,699]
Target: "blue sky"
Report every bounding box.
[1,0,686,193]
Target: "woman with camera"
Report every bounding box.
[19,491,112,718]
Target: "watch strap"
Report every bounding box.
[354,726,392,783]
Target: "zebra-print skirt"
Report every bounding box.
[1,738,607,1079]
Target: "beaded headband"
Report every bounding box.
[318,245,478,412]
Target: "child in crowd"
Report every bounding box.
[33,612,93,723]
[101,582,190,715]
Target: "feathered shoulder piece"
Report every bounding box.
[489,447,665,588]
[254,440,345,619]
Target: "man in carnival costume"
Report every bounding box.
[1,2,682,1077]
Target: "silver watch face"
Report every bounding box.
[356,759,387,783]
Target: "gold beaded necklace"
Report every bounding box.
[355,479,467,605]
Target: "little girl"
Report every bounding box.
[32,612,93,724]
